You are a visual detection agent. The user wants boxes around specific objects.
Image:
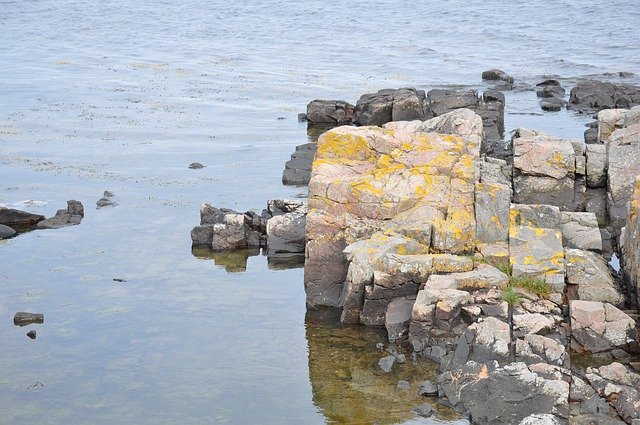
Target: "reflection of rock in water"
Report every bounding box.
[191,247,260,273]
[305,309,460,425]
[267,253,305,270]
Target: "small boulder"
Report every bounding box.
[378,355,396,373]
[397,380,410,390]
[418,380,438,396]
[570,300,636,354]
[482,69,514,84]
[0,207,45,227]
[0,223,16,239]
[14,312,44,327]
[188,162,204,169]
[26,330,36,339]
[411,403,433,417]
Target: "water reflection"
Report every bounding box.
[305,309,463,425]
[191,247,304,272]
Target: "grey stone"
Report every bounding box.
[510,203,562,229]
[537,85,566,98]
[378,355,396,373]
[188,162,204,169]
[0,223,16,239]
[565,249,623,305]
[282,142,316,185]
[96,197,117,208]
[518,413,564,425]
[190,225,214,246]
[540,98,567,111]
[475,182,511,244]
[26,330,36,339]
[569,81,640,113]
[200,203,227,225]
[418,380,438,396]
[306,100,355,124]
[586,144,607,188]
[385,297,414,342]
[607,123,640,234]
[37,201,85,229]
[482,69,514,83]
[411,403,433,417]
[397,380,410,390]
[266,211,306,254]
[14,312,44,327]
[561,212,602,252]
[392,88,426,121]
[570,300,636,354]
[427,89,478,116]
[354,91,394,126]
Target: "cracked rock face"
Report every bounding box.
[570,300,637,354]
[305,109,483,309]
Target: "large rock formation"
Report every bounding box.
[305,108,483,309]
[622,175,640,305]
[568,81,640,114]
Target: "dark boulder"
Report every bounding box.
[0,207,45,227]
[14,312,44,327]
[568,81,640,113]
[306,100,355,124]
[482,69,514,84]
[282,143,316,185]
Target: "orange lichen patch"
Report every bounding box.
[535,228,546,237]
[523,255,539,265]
[350,180,384,197]
[477,364,490,379]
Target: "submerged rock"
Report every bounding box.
[568,81,640,113]
[14,312,44,327]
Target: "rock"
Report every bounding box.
[354,90,395,126]
[397,380,410,390]
[378,355,396,373]
[585,362,640,424]
[622,176,640,304]
[516,334,567,367]
[306,100,355,124]
[305,109,482,309]
[569,81,640,113]
[561,212,602,252]
[190,225,215,245]
[443,317,511,372]
[411,403,433,417]
[439,361,569,424]
[282,142,316,185]
[267,198,305,216]
[417,380,438,396]
[537,85,566,99]
[0,207,45,227]
[427,89,478,116]
[96,197,116,208]
[512,130,583,210]
[510,203,562,229]
[513,314,555,337]
[14,312,44,326]
[37,200,84,229]
[482,69,514,84]
[480,157,511,187]
[266,209,306,255]
[0,223,16,239]
[103,190,114,198]
[200,203,228,225]
[607,122,640,234]
[565,249,624,305]
[540,98,567,112]
[598,107,640,143]
[392,88,427,121]
[385,297,414,341]
[519,413,564,425]
[570,300,636,354]
[585,127,599,144]
[297,113,307,122]
[26,330,36,339]
[586,144,607,188]
[475,182,511,244]
[509,220,565,292]
[188,162,204,169]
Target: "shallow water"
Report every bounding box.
[1,0,640,423]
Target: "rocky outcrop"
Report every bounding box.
[622,175,640,305]
[565,249,624,305]
[583,362,640,424]
[265,200,306,258]
[606,119,640,235]
[305,108,483,309]
[482,69,514,84]
[568,81,640,114]
[37,200,84,229]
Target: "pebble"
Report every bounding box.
[378,355,396,373]
[397,380,410,390]
[27,330,36,339]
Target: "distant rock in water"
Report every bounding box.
[188,162,204,169]
[306,100,355,125]
[26,330,37,339]
[481,69,515,84]
[282,143,316,185]
[568,80,640,113]
[14,312,44,327]
[0,223,16,239]
[97,190,117,208]
[37,200,84,229]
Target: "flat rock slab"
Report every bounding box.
[566,249,623,305]
[570,300,636,354]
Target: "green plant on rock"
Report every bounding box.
[500,286,521,306]
[496,262,513,277]
[500,285,520,362]
[510,275,551,298]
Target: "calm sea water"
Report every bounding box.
[1,0,639,423]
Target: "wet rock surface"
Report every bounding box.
[568,81,640,114]
[0,207,45,228]
[0,223,16,239]
[37,200,84,229]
